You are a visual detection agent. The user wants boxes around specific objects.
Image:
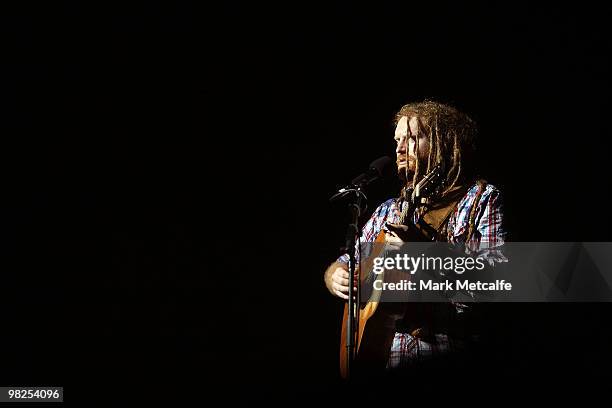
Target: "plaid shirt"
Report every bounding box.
[337,182,506,369]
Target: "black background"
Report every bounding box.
[2,1,611,403]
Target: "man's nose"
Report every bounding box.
[396,137,407,154]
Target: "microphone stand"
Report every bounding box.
[332,184,368,381]
[330,156,391,380]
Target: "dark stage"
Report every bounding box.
[2,1,611,403]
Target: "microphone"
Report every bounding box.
[330,156,394,202]
[350,156,394,187]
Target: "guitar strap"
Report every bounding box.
[413,183,473,241]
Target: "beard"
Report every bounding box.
[396,154,416,180]
[397,165,414,185]
[397,156,430,187]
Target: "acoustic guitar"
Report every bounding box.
[339,164,445,378]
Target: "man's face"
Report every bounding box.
[394,116,431,178]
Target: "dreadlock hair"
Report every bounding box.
[395,100,479,201]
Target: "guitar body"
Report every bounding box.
[339,297,401,378]
[339,230,401,378]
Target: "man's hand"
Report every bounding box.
[385,222,429,246]
[324,262,356,300]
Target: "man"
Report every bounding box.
[324,100,506,374]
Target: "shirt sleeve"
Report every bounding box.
[468,187,508,265]
[336,199,392,265]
